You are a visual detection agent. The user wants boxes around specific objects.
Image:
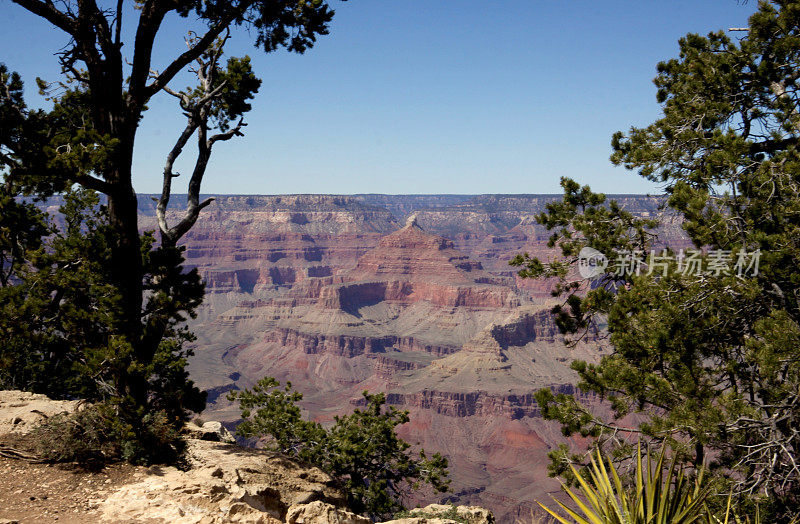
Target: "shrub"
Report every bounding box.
[31,402,185,467]
[538,444,800,524]
[394,504,470,523]
[31,405,117,467]
[229,377,451,519]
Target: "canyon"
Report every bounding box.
[136,193,677,522]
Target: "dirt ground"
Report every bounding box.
[0,435,141,524]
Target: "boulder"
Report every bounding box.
[185,420,236,443]
[286,501,370,524]
[99,439,348,523]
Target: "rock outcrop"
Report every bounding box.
[0,390,82,435]
[3,390,492,524]
[99,439,351,524]
[184,420,237,443]
[349,219,483,283]
[408,504,494,524]
[286,501,370,524]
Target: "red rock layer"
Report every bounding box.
[261,327,460,358]
[349,221,483,284]
[377,384,589,419]
[320,281,520,311]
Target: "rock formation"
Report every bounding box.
[99,439,358,524]
[0,390,82,435]
[181,211,610,521]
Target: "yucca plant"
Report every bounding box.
[539,443,709,524]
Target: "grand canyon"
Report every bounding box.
[5,1,791,521]
[130,193,674,522]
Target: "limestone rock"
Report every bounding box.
[405,213,420,229]
[0,390,81,435]
[378,505,493,524]
[185,420,236,443]
[409,504,494,524]
[99,439,348,523]
[285,501,370,524]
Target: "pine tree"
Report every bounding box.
[513,2,800,519]
[1,0,342,456]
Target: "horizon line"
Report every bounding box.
[133,192,665,197]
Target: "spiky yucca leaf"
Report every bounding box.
[539,444,709,524]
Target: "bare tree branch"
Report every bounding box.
[10,0,76,35]
[208,118,245,146]
[142,9,245,102]
[74,173,112,193]
[156,37,248,247]
[157,118,199,243]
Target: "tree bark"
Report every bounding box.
[105,129,148,405]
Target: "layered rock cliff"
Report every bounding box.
[127,194,680,522]
[180,215,596,522]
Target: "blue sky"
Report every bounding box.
[1,1,756,195]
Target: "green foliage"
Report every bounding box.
[0,188,115,395]
[539,446,794,524]
[0,183,204,462]
[0,65,51,288]
[0,63,56,195]
[31,403,185,467]
[539,444,711,524]
[0,186,204,414]
[43,88,120,187]
[0,188,49,287]
[229,377,450,519]
[170,0,340,54]
[514,2,800,520]
[184,42,262,132]
[231,377,326,458]
[510,177,658,337]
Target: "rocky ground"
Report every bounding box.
[0,443,139,523]
[0,391,142,523]
[0,390,494,524]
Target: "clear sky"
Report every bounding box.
[1,1,756,195]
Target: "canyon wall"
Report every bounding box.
[127,193,679,522]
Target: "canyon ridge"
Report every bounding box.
[127,193,679,523]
